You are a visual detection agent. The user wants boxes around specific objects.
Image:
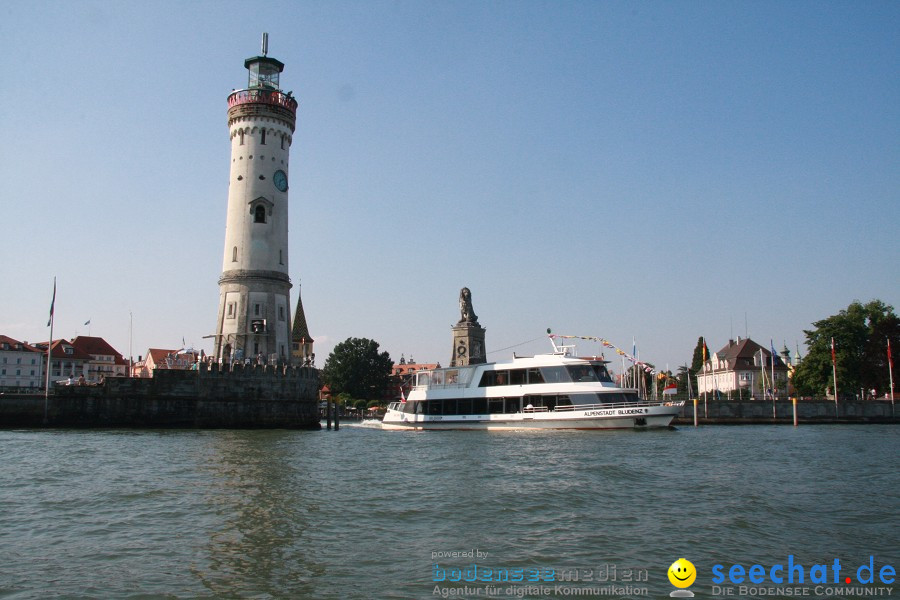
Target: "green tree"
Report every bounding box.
[321,337,393,401]
[792,300,900,398]
[686,336,710,395]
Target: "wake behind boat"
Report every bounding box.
[383,337,683,430]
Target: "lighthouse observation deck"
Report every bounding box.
[227,88,297,128]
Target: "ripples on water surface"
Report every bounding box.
[1,425,897,599]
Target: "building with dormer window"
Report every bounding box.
[32,339,93,382]
[696,337,790,400]
[70,336,128,382]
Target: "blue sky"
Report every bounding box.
[1,0,898,373]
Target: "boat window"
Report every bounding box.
[444,370,459,385]
[524,395,544,409]
[417,372,431,386]
[539,366,570,383]
[568,392,642,405]
[607,392,639,403]
[509,369,527,385]
[556,395,572,407]
[479,370,511,386]
[431,370,444,386]
[403,401,417,413]
[567,365,597,382]
[505,397,521,413]
[570,393,601,405]
[478,371,495,387]
[527,368,544,384]
[427,401,441,415]
[471,398,487,414]
[457,399,472,415]
[591,364,613,382]
[488,399,505,414]
[443,399,458,415]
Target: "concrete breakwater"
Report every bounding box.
[673,398,898,425]
[0,363,320,429]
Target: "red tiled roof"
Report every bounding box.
[33,339,94,360]
[147,348,180,363]
[0,335,41,352]
[71,336,127,365]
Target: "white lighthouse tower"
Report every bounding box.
[214,34,298,364]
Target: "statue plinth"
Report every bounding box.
[451,321,486,367]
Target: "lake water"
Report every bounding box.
[1,424,897,599]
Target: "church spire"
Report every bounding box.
[291,283,314,366]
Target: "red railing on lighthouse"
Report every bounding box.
[227,88,298,114]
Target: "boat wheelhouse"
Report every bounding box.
[382,339,682,430]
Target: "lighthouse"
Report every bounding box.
[214,34,298,364]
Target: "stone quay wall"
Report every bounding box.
[0,364,320,429]
[673,398,898,425]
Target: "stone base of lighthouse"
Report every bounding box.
[215,269,292,364]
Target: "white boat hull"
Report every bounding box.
[381,404,681,431]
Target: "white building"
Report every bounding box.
[697,337,789,400]
[0,335,43,390]
[70,336,129,382]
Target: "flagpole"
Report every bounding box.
[831,337,839,413]
[44,277,56,425]
[702,338,708,418]
[888,338,894,415]
[129,311,134,378]
[770,340,777,418]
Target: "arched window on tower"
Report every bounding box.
[239,130,245,145]
[232,246,238,262]
[254,205,267,223]
[261,129,266,145]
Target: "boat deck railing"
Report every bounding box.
[387,400,684,414]
[542,400,684,412]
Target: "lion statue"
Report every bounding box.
[458,287,479,324]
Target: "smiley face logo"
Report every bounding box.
[668,558,696,588]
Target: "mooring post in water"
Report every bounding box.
[334,403,340,430]
[326,399,332,430]
[693,398,698,427]
[792,397,798,427]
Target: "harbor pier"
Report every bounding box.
[0,363,320,429]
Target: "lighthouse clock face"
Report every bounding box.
[273,170,288,192]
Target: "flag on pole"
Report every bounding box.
[84,319,91,326]
[888,338,893,370]
[831,337,837,366]
[770,340,778,363]
[663,382,678,395]
[47,279,56,327]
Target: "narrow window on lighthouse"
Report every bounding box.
[239,130,245,145]
[254,205,266,223]
[232,247,238,262]
[261,129,266,145]
[280,135,285,150]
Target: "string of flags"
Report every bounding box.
[549,333,657,374]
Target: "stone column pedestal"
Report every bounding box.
[450,322,486,367]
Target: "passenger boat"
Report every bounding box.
[382,338,683,430]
